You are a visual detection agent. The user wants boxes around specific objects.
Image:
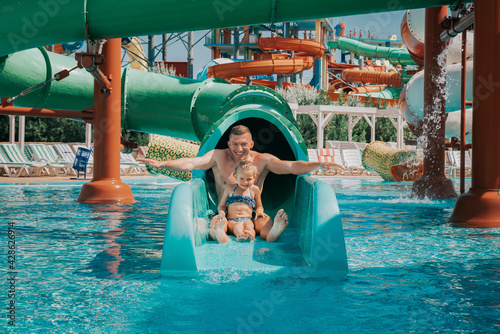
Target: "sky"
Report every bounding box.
[148,10,407,80]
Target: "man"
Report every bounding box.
[138,125,343,242]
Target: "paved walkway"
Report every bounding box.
[0,174,158,183]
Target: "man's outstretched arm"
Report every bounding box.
[137,150,217,171]
[263,154,344,175]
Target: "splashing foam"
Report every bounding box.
[418,44,450,187]
[421,45,449,147]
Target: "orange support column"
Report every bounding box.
[78,39,134,204]
[411,6,457,199]
[448,0,500,227]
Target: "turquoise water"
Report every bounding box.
[1,177,499,333]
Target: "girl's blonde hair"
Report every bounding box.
[234,161,258,177]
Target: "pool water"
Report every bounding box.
[1,177,499,333]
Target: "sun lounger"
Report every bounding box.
[448,150,472,178]
[0,144,49,176]
[0,149,31,177]
[73,145,140,176]
[316,149,345,175]
[54,143,82,176]
[341,149,367,175]
[26,143,73,176]
[326,140,364,150]
[120,151,147,175]
[54,143,76,162]
[307,149,320,175]
[138,146,149,159]
[307,149,319,163]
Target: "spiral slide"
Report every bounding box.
[327,37,412,104]
[206,37,324,81]
[0,0,457,275]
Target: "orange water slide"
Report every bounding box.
[328,60,386,72]
[341,85,387,94]
[44,44,66,54]
[206,37,324,80]
[229,77,311,89]
[329,79,349,90]
[327,60,359,73]
[340,68,402,87]
[400,10,425,66]
[258,37,324,59]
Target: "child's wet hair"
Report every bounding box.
[234,161,258,177]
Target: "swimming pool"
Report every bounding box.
[1,177,498,333]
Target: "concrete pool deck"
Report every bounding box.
[0,172,377,184]
[0,174,160,183]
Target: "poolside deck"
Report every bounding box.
[0,174,157,183]
[0,172,378,184]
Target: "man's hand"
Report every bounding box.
[320,162,345,171]
[137,158,164,168]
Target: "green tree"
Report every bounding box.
[325,115,348,142]
[124,130,150,146]
[296,114,317,148]
[0,115,150,146]
[374,118,397,142]
[0,115,10,141]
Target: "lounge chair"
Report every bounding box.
[341,149,367,175]
[54,143,82,176]
[120,151,147,175]
[307,149,320,175]
[333,149,345,171]
[316,149,344,175]
[0,144,49,176]
[353,142,368,150]
[307,149,319,162]
[54,143,76,162]
[26,143,73,176]
[326,140,363,150]
[445,150,455,177]
[73,145,138,176]
[138,146,149,159]
[448,150,472,178]
[0,149,31,177]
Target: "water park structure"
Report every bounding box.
[0,0,500,279]
[201,20,332,89]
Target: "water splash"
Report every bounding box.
[421,43,450,154]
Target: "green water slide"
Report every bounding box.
[2,0,454,57]
[0,0,455,275]
[328,37,417,67]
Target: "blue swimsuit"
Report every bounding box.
[225,185,255,222]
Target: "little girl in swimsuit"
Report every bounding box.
[211,161,265,243]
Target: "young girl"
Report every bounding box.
[210,161,265,243]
